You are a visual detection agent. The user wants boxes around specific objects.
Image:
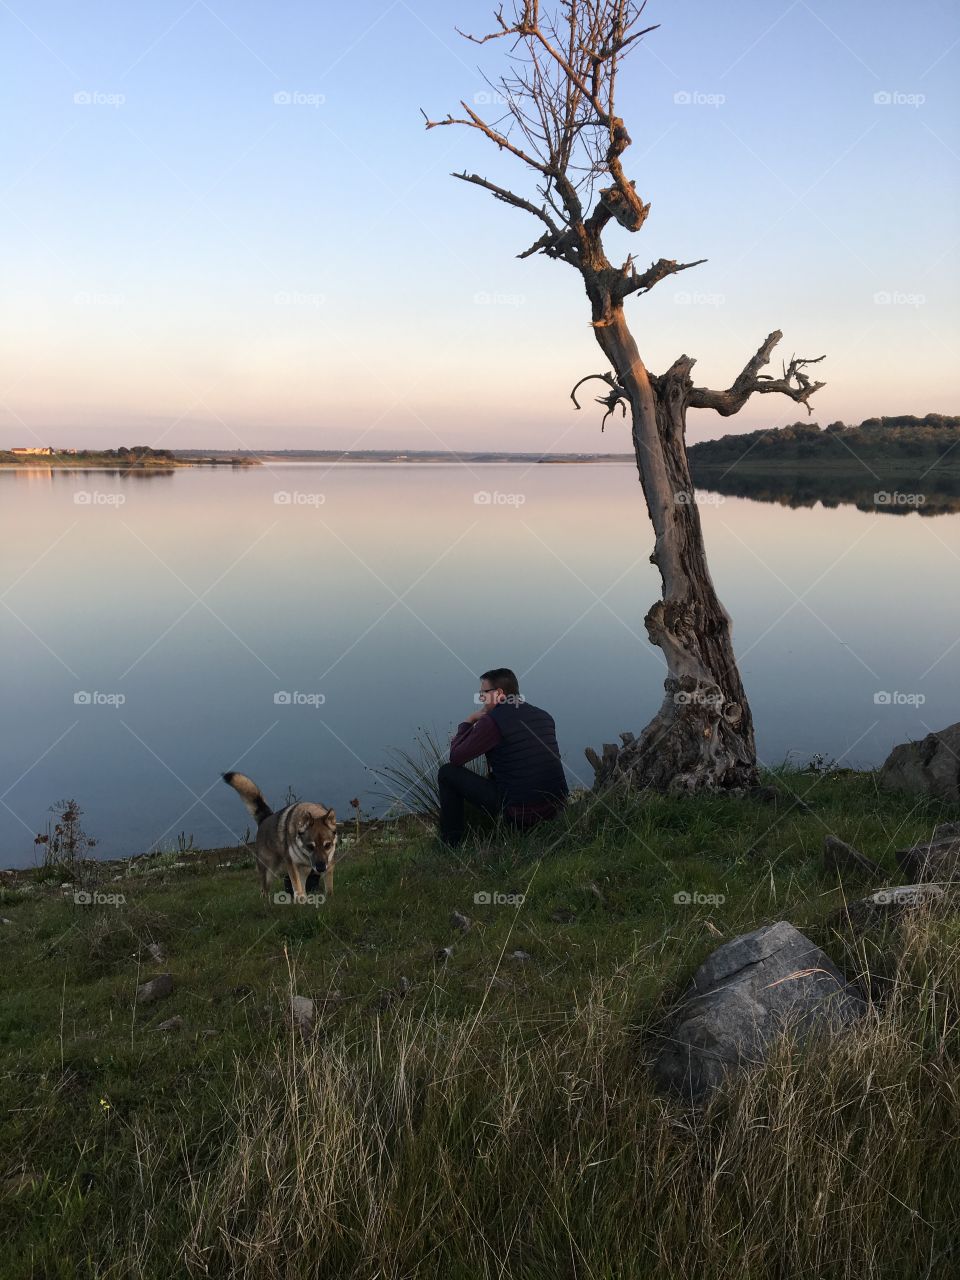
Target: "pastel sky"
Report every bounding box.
[1,0,957,452]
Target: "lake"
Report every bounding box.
[2,461,958,865]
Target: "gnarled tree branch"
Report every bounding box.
[570,370,629,429]
[688,330,827,416]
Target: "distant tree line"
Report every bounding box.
[688,414,960,464]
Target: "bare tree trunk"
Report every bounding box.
[585,307,759,793]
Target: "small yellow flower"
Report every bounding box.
[99,1097,111,1111]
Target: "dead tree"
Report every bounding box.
[425,1,826,794]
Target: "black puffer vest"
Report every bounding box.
[485,701,568,809]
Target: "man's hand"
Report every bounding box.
[464,704,488,725]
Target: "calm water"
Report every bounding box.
[2,462,958,864]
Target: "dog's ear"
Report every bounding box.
[326,809,336,825]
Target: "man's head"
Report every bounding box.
[478,667,520,711]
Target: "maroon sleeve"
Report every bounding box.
[449,715,502,766]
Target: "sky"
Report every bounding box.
[1,0,958,452]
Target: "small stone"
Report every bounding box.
[550,907,576,924]
[200,1028,219,1039]
[450,910,471,932]
[144,941,165,964]
[823,835,884,878]
[289,995,315,1035]
[435,946,454,962]
[1,917,12,925]
[137,973,173,1004]
[509,949,532,964]
[155,1016,183,1032]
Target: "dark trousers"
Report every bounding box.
[437,763,508,846]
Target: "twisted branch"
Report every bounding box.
[688,330,827,416]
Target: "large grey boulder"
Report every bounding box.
[652,921,867,1102]
[880,722,960,804]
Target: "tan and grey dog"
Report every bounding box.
[222,771,336,901]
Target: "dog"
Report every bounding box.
[222,772,336,902]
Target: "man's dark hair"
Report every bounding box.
[480,668,520,698]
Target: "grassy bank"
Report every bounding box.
[2,767,958,1278]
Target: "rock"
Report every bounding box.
[832,883,947,930]
[651,921,866,1102]
[1,917,12,926]
[895,837,960,882]
[137,973,173,1004]
[154,1015,183,1032]
[289,995,315,1035]
[450,910,471,932]
[377,976,411,1011]
[933,821,960,841]
[823,835,884,878]
[435,946,454,962]
[550,907,576,923]
[144,941,165,964]
[509,949,532,964]
[880,722,960,804]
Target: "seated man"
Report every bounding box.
[437,667,568,848]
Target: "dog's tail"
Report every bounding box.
[222,772,272,824]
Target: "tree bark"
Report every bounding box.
[585,306,759,793]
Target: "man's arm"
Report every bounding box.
[449,714,502,766]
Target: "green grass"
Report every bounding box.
[2,767,958,1278]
